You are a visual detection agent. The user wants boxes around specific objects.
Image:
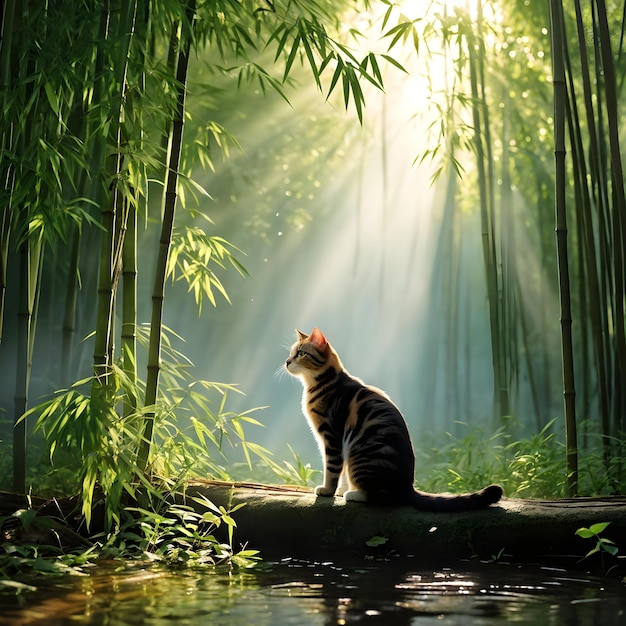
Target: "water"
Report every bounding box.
[2,557,625,625]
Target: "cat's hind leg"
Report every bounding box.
[339,459,368,501]
[343,489,368,502]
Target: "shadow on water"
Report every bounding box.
[1,557,625,626]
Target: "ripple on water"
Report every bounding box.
[0,558,625,626]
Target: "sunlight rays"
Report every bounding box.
[172,0,566,459]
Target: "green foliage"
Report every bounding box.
[111,497,259,567]
[575,522,618,560]
[577,431,626,495]
[257,445,322,487]
[575,522,620,575]
[414,420,626,499]
[504,421,566,498]
[365,535,389,547]
[0,506,98,587]
[25,327,268,532]
[167,222,248,311]
[0,0,420,594]
[2,1,404,586]
[0,494,258,594]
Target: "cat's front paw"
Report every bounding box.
[314,485,336,497]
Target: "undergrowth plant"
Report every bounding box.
[23,325,272,532]
[0,491,258,595]
[412,419,625,499]
[575,522,620,575]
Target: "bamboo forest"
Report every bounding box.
[1,0,626,610]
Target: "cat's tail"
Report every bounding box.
[408,484,503,512]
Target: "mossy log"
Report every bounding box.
[185,480,626,565]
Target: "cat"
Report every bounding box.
[285,327,503,512]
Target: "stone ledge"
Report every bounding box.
[184,480,626,565]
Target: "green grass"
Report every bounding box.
[412,419,626,499]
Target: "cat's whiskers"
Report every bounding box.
[273,363,289,381]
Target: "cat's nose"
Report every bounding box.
[285,358,292,366]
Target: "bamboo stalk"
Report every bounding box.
[590,4,614,386]
[12,223,43,493]
[60,57,92,382]
[535,182,552,425]
[138,0,196,474]
[467,14,502,421]
[61,219,82,382]
[595,0,626,435]
[11,0,40,493]
[91,0,137,397]
[574,0,611,423]
[0,201,10,345]
[515,270,542,430]
[499,84,517,419]
[120,0,149,418]
[550,0,578,495]
[569,106,591,436]
[438,173,459,423]
[13,237,30,493]
[567,6,610,450]
[28,238,43,380]
[477,0,510,418]
[91,2,114,394]
[121,198,137,418]
[0,0,17,345]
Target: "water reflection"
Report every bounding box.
[1,558,624,626]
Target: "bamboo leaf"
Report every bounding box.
[383,21,415,50]
[346,65,364,123]
[380,54,408,74]
[298,23,321,90]
[381,4,394,30]
[326,56,343,100]
[283,32,301,82]
[272,24,291,61]
[44,82,61,116]
[233,23,257,51]
[342,66,350,111]
[368,53,383,88]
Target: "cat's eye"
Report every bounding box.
[296,350,308,358]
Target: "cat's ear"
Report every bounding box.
[296,329,308,341]
[309,327,328,349]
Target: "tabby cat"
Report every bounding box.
[285,327,503,512]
